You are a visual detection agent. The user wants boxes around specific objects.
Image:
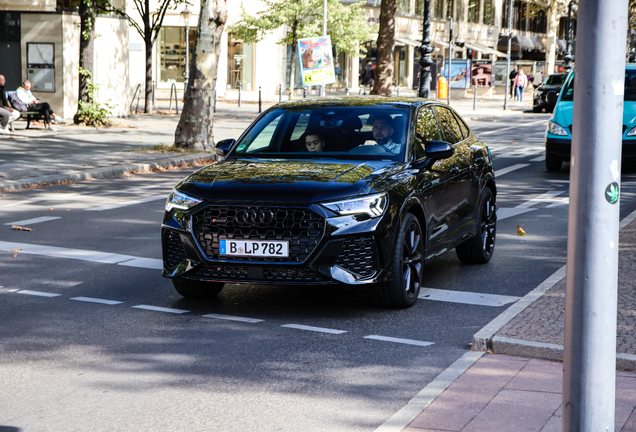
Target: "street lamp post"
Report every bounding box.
[418,0,434,98]
[181,7,191,92]
[563,0,574,70]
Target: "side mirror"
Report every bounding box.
[215,138,236,157]
[423,140,454,169]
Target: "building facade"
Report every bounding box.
[0,0,129,119]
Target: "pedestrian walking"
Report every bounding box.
[514,70,528,103]
[509,65,519,99]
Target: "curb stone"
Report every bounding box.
[0,152,214,192]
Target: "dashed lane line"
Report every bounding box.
[418,288,520,307]
[364,335,434,347]
[132,305,190,314]
[4,216,62,226]
[281,324,347,334]
[0,241,162,269]
[70,297,123,305]
[17,290,62,297]
[202,313,264,323]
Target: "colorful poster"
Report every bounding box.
[445,60,469,89]
[471,61,492,87]
[298,36,336,87]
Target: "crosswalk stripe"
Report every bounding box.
[281,324,347,334]
[418,288,520,307]
[495,163,530,176]
[4,216,62,226]
[84,195,166,211]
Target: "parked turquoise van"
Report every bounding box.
[545,64,636,171]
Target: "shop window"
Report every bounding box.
[483,0,494,25]
[447,0,455,20]
[228,35,254,90]
[434,0,443,19]
[467,0,479,23]
[397,0,409,14]
[158,26,196,85]
[456,0,464,21]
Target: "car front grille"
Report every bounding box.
[335,236,376,278]
[192,206,325,262]
[191,264,326,282]
[162,229,187,268]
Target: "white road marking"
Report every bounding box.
[495,163,530,176]
[132,305,189,314]
[364,335,435,347]
[517,190,567,208]
[281,324,347,334]
[17,290,62,297]
[418,288,520,307]
[0,241,162,269]
[84,195,166,211]
[202,313,264,323]
[478,120,547,136]
[7,289,19,292]
[496,207,536,221]
[530,155,546,162]
[4,216,61,226]
[70,297,123,305]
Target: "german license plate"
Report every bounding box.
[219,239,289,258]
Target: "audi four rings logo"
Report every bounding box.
[235,209,276,226]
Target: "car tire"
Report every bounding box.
[375,213,424,308]
[545,153,562,172]
[533,105,541,113]
[172,279,224,299]
[456,188,496,264]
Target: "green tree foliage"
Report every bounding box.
[228,0,374,92]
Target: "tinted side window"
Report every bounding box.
[415,106,442,159]
[452,111,470,139]
[561,73,574,101]
[432,106,462,144]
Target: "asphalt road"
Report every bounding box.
[2,113,636,432]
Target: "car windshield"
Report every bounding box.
[230,106,411,161]
[542,74,566,86]
[561,69,636,101]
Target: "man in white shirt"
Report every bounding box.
[16,80,65,131]
[372,114,401,153]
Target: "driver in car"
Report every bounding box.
[372,114,401,153]
[304,130,326,152]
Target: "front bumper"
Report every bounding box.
[546,137,636,162]
[161,203,393,287]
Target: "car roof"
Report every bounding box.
[273,96,433,110]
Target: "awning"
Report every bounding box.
[515,35,536,51]
[395,37,442,52]
[463,42,508,58]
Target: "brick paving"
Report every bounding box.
[496,217,636,356]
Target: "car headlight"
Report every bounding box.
[627,126,636,137]
[548,121,569,136]
[165,190,203,212]
[321,193,388,218]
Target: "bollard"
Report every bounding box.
[238,82,242,107]
[346,86,349,96]
[473,86,477,111]
[279,83,282,103]
[397,85,400,96]
[303,87,307,98]
[258,86,262,113]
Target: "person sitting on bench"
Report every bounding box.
[0,75,20,134]
[16,80,65,131]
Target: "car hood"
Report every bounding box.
[178,158,399,204]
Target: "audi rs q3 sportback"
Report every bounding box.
[162,97,497,308]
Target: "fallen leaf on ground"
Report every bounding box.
[10,248,21,251]
[140,136,146,140]
[49,208,54,210]
[13,253,18,258]
[516,226,526,236]
[11,225,33,231]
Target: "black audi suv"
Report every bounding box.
[162,97,496,308]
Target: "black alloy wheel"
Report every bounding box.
[376,213,424,308]
[173,279,225,299]
[456,188,496,264]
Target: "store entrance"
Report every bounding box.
[0,12,21,90]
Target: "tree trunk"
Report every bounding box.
[371,0,396,96]
[143,0,154,114]
[74,0,96,124]
[288,17,299,100]
[174,0,228,150]
[545,2,559,77]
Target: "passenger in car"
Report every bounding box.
[372,114,401,153]
[304,130,326,152]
